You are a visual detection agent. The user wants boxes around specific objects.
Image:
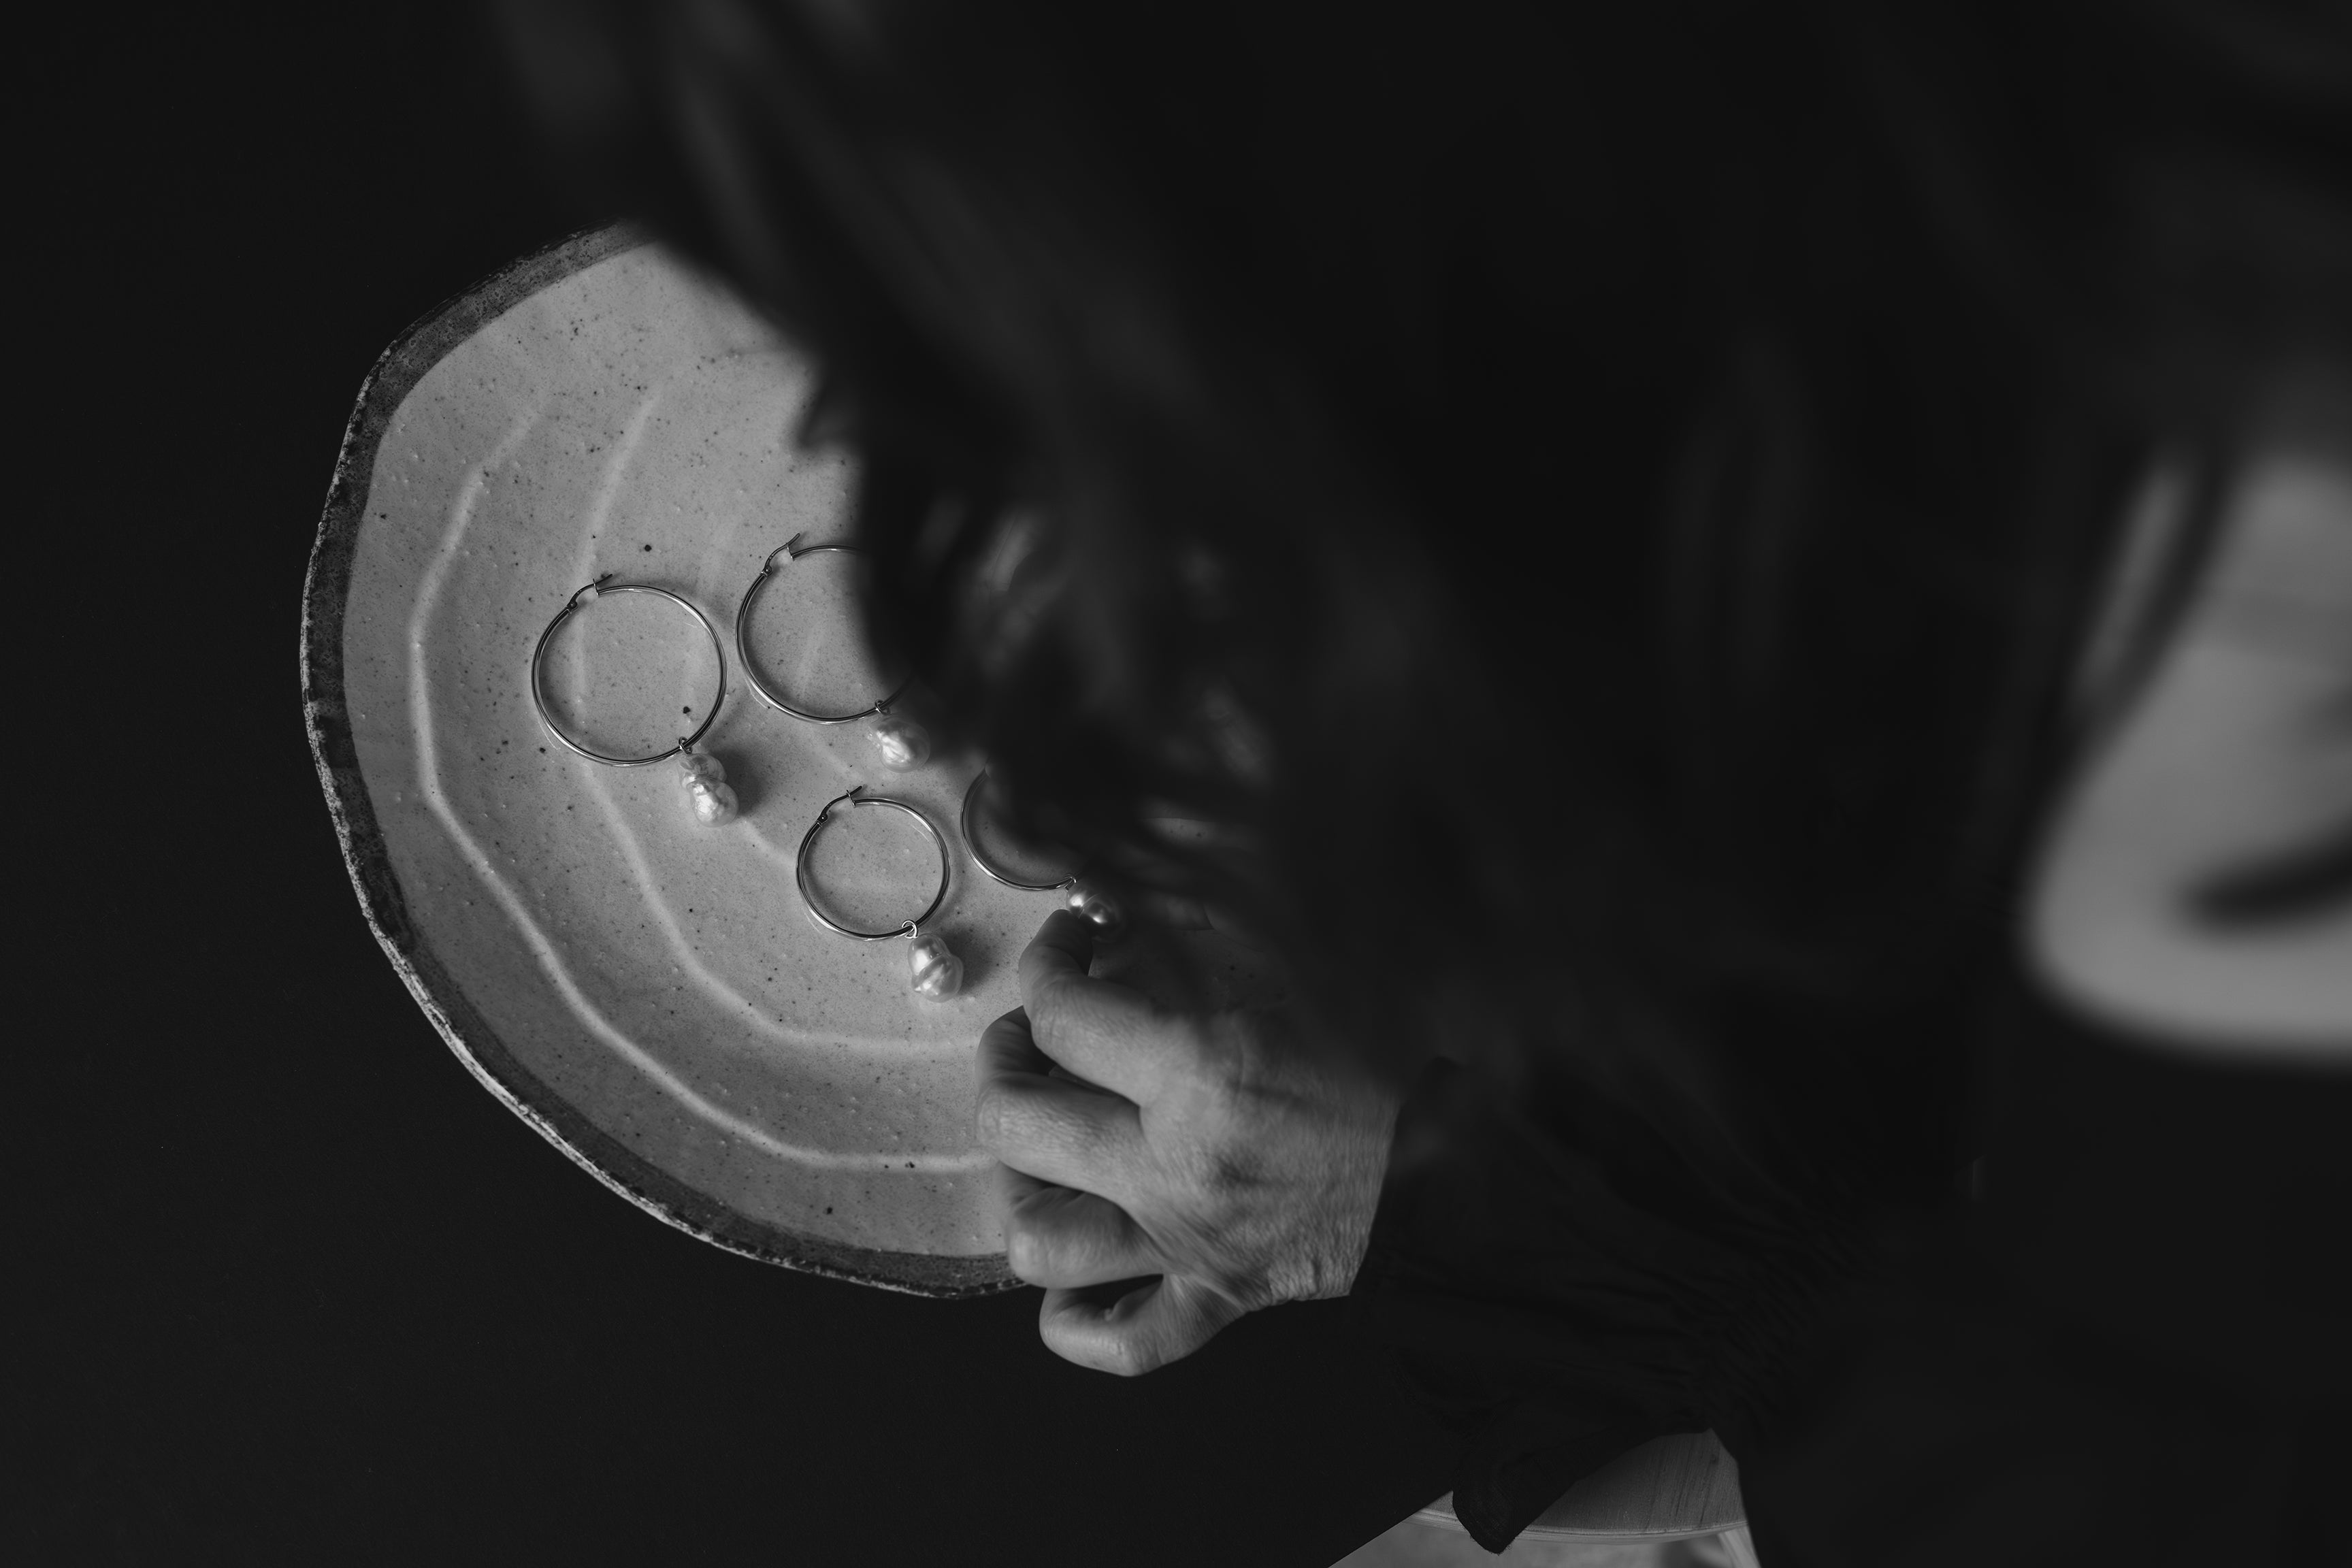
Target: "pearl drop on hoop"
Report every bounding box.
[868,711,932,772]
[908,932,964,999]
[676,743,739,826]
[1063,881,1124,941]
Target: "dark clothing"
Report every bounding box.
[1348,962,2351,1562]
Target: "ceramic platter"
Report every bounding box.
[303,227,1273,1295]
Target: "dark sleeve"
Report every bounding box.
[1345,992,2350,1563]
[1345,1055,1898,1554]
[1730,992,2352,1567]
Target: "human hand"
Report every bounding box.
[974,911,1399,1374]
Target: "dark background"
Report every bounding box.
[29,7,1454,1561]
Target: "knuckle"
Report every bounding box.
[1192,1015,1257,1098]
[1205,1146,1262,1196]
[1162,1140,1256,1213]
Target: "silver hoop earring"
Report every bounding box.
[530,575,739,826]
[796,785,963,999]
[960,770,1124,938]
[737,535,932,770]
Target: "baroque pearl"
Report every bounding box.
[1064,881,1124,941]
[907,933,964,1000]
[676,745,738,826]
[688,779,739,826]
[868,712,932,771]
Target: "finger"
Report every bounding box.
[1036,1274,1247,1377]
[976,1008,1127,1100]
[975,1010,1145,1198]
[967,1011,1113,1096]
[1000,1171,1159,1288]
[977,1006,1051,1076]
[1019,912,1190,1101]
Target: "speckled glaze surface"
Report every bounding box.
[302,228,1274,1295]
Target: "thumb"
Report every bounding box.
[1036,1273,1247,1377]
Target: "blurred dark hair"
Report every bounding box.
[493,0,2352,1203]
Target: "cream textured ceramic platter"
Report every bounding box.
[303,227,1275,1294]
